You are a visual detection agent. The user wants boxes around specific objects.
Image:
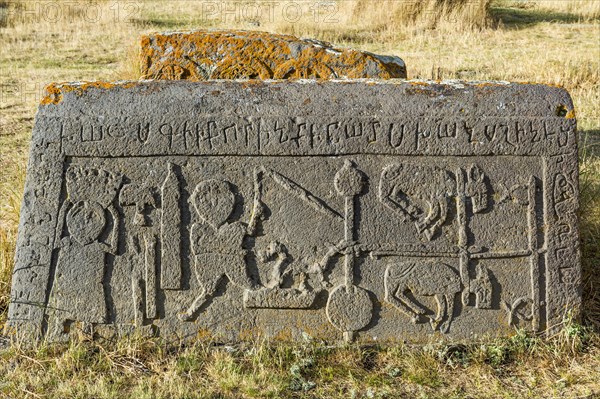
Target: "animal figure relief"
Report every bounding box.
[379,164,456,241]
[244,240,359,310]
[244,241,320,309]
[257,241,294,289]
[384,261,462,333]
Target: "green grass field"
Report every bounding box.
[1,1,599,397]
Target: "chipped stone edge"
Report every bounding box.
[39,78,559,104]
[40,78,570,108]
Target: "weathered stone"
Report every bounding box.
[140,30,407,80]
[7,80,580,343]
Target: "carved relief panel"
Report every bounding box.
[7,81,580,343]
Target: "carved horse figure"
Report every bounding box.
[384,261,462,333]
[379,163,456,241]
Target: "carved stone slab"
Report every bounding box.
[140,30,407,80]
[7,80,580,343]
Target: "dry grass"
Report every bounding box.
[0,0,599,397]
[535,0,600,20]
[256,0,492,43]
[0,326,598,398]
[579,147,600,331]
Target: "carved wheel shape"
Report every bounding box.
[326,285,373,332]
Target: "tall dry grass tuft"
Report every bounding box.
[261,0,491,44]
[0,162,25,329]
[579,138,600,331]
[536,0,600,20]
[0,227,16,327]
[348,0,491,32]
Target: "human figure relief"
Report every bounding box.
[119,179,159,326]
[179,179,264,321]
[50,166,121,337]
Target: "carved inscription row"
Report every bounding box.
[62,116,575,156]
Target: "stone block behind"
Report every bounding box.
[140,30,407,80]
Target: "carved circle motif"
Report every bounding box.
[326,284,373,332]
[334,160,365,197]
[66,201,106,245]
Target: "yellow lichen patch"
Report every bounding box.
[566,109,576,119]
[40,81,139,105]
[40,83,64,105]
[139,30,406,81]
[409,81,430,86]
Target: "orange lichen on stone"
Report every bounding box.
[40,83,64,105]
[475,82,496,88]
[409,81,430,86]
[40,81,138,105]
[140,30,407,81]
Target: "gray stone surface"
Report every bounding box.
[7,79,580,343]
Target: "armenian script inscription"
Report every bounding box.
[7,80,580,342]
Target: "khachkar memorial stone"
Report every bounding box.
[140,30,407,80]
[7,80,580,343]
